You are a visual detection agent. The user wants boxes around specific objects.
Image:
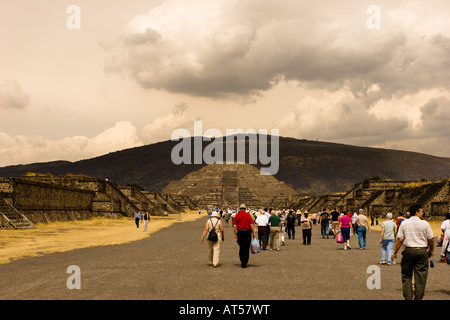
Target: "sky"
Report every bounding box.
[1,0,450,167]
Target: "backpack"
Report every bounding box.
[207,218,219,242]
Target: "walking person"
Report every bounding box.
[134,211,141,228]
[233,204,257,268]
[330,209,340,239]
[391,205,435,300]
[300,211,312,245]
[201,211,224,268]
[142,211,151,231]
[255,209,269,250]
[396,212,405,233]
[439,212,450,263]
[379,212,396,265]
[224,209,231,227]
[318,211,329,239]
[339,212,354,250]
[268,210,282,251]
[355,209,370,249]
[286,210,296,239]
[279,211,286,246]
[312,212,317,225]
[352,212,358,236]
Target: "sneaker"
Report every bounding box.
[387,263,392,266]
[379,261,386,265]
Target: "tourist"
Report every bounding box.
[286,210,296,239]
[396,212,405,233]
[312,212,317,225]
[224,209,231,227]
[142,211,151,231]
[318,211,329,239]
[352,212,358,236]
[330,208,340,239]
[339,212,353,250]
[264,208,271,246]
[233,204,257,268]
[201,211,224,268]
[391,205,434,300]
[355,209,370,249]
[255,209,269,250]
[379,212,396,265]
[279,211,286,246]
[268,210,282,251]
[296,210,302,226]
[440,212,450,263]
[134,211,141,228]
[300,211,312,245]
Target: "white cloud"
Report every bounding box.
[104,0,450,102]
[0,80,30,109]
[0,121,143,166]
[141,103,197,143]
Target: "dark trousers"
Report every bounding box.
[302,228,311,244]
[286,224,295,239]
[258,226,269,249]
[401,248,429,300]
[135,218,140,228]
[237,230,252,267]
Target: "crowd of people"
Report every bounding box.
[199,203,450,300]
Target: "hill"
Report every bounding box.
[1,136,450,194]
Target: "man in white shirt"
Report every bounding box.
[255,209,269,250]
[392,205,434,300]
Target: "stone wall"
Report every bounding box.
[289,179,450,221]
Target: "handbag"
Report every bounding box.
[251,237,260,254]
[336,232,344,243]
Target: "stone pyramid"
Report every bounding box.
[162,163,297,208]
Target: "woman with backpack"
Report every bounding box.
[201,211,224,268]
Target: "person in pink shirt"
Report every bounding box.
[339,213,354,250]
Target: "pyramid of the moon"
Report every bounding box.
[162,163,297,208]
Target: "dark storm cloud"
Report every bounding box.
[102,0,450,102]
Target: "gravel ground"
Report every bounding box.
[1,215,449,302]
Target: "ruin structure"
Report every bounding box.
[285,179,450,220]
[162,163,298,208]
[0,174,196,229]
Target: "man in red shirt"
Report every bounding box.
[233,204,257,268]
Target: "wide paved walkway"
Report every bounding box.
[1,215,449,301]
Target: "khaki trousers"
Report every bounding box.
[269,226,280,249]
[207,237,222,266]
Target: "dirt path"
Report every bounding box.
[1,216,449,301]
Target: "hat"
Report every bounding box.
[211,211,219,217]
[239,204,246,209]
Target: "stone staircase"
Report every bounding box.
[0,197,35,229]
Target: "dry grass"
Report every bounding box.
[0,211,203,265]
[370,219,443,236]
